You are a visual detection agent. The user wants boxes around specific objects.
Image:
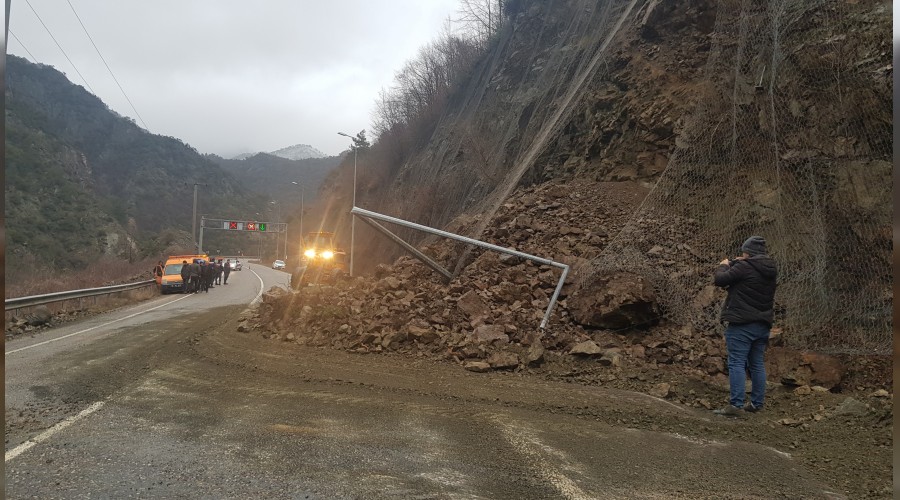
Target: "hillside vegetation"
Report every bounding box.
[5,55,271,283]
[208,152,339,212]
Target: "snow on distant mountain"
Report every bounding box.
[231,144,327,161]
[270,144,327,160]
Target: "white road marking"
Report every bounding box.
[6,294,192,356]
[5,401,105,462]
[249,267,265,304]
[494,416,593,500]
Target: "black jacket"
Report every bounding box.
[713,255,778,326]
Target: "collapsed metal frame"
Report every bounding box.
[351,207,570,330]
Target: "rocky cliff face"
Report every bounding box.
[316,0,891,354]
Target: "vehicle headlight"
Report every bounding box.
[304,249,316,258]
[161,279,168,284]
[322,251,334,259]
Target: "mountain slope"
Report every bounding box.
[313,0,891,354]
[5,55,269,272]
[232,143,327,161]
[208,152,340,210]
[269,143,326,160]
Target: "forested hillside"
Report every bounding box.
[208,152,339,211]
[5,55,269,277]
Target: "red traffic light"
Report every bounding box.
[246,222,257,231]
[229,221,238,230]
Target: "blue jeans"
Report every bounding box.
[724,322,770,408]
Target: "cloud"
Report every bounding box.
[9,0,460,156]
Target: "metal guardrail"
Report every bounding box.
[5,280,156,312]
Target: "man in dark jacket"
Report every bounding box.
[180,260,191,294]
[190,259,202,293]
[712,235,777,416]
[200,261,212,292]
[223,259,232,285]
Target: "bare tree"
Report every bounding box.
[456,0,506,45]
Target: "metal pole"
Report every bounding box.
[300,190,304,249]
[338,132,358,277]
[351,207,569,330]
[198,216,205,254]
[357,215,453,282]
[291,181,305,256]
[192,184,199,251]
[350,146,357,277]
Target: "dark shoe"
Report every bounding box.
[713,405,744,417]
[744,403,761,413]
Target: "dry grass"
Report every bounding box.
[6,256,159,299]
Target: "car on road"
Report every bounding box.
[272,260,286,270]
[159,254,209,294]
[232,259,242,271]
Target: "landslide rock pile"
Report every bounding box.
[244,179,862,392]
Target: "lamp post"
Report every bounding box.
[270,200,281,259]
[198,214,207,254]
[291,181,305,255]
[191,182,207,252]
[255,212,262,259]
[338,131,358,277]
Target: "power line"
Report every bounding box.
[22,0,95,94]
[65,0,149,130]
[8,29,38,62]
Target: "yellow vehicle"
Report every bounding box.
[291,232,347,288]
[159,254,209,294]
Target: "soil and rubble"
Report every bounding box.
[243,179,891,498]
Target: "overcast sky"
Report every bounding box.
[7,0,460,157]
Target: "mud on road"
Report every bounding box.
[6,301,891,498]
[221,305,891,498]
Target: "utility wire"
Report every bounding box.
[22,0,95,94]
[66,0,149,130]
[8,29,38,62]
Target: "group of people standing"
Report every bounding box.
[179,258,233,293]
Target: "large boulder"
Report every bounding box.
[523,342,546,367]
[766,347,845,389]
[568,272,659,329]
[457,290,490,321]
[487,351,520,370]
[569,340,603,356]
[26,305,53,326]
[469,325,508,344]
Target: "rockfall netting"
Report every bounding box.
[583,0,892,354]
[371,0,890,354]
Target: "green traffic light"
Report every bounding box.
[259,223,267,231]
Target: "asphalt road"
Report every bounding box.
[5,264,842,499]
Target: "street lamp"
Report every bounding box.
[291,181,305,253]
[190,182,208,252]
[255,212,262,259]
[338,131,358,277]
[198,214,208,254]
[270,200,282,259]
